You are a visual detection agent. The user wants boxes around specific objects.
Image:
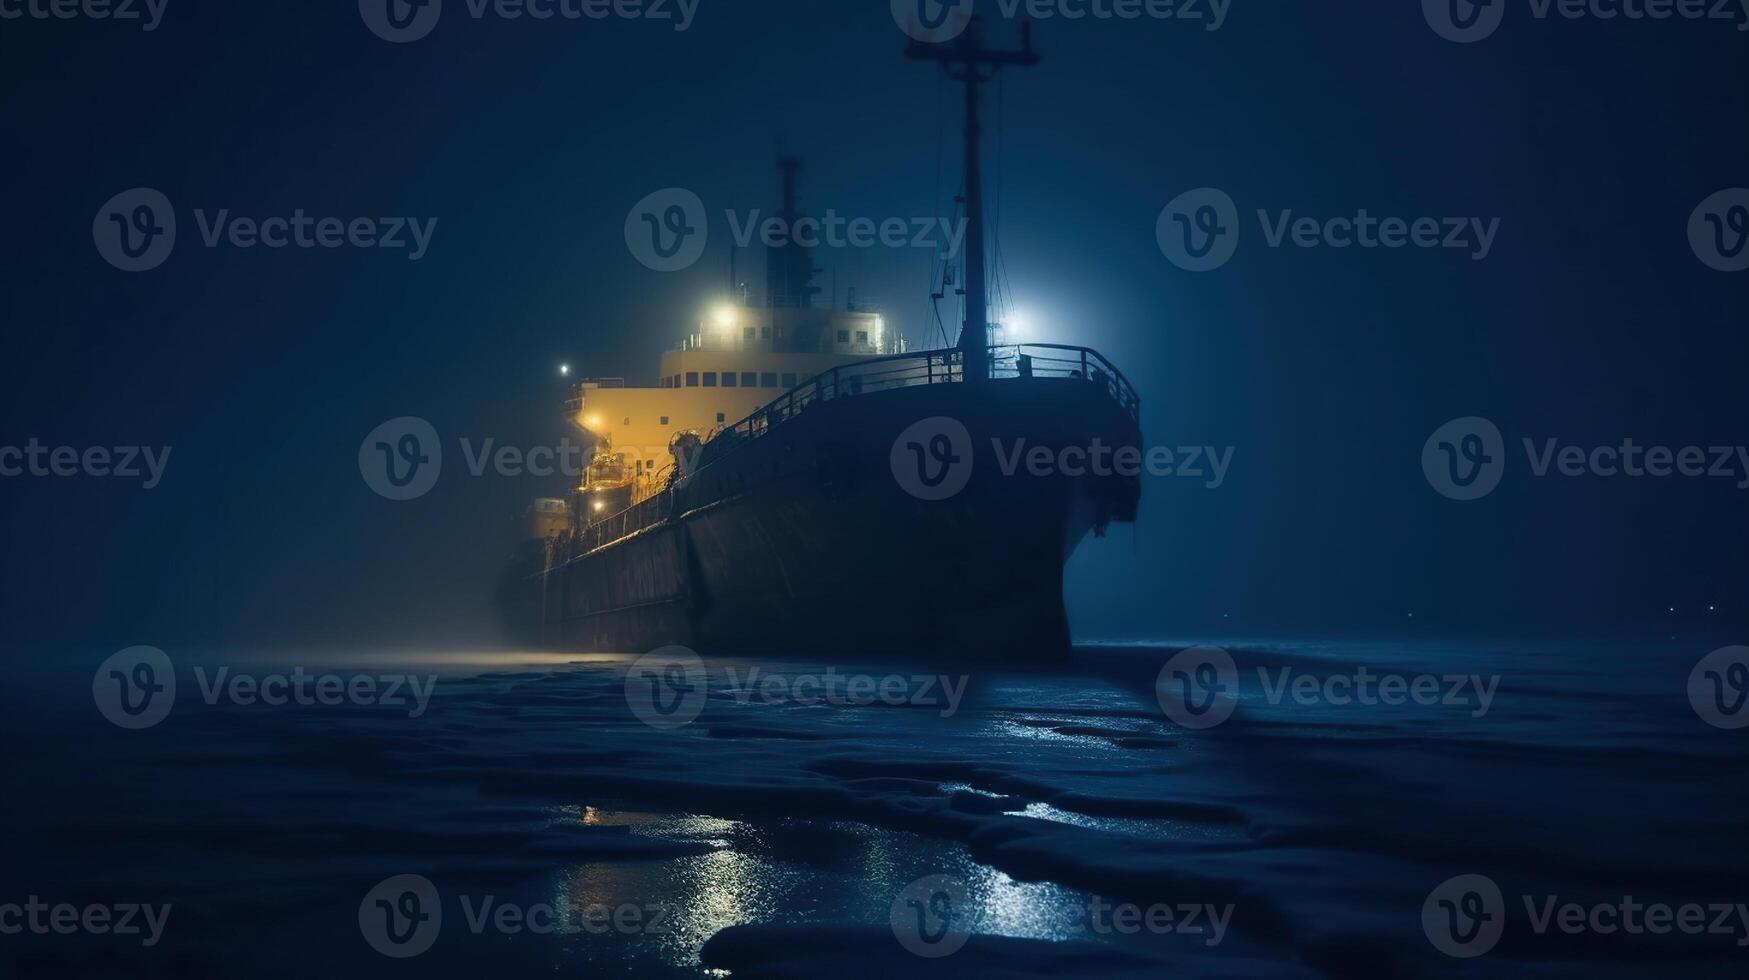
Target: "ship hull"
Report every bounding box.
[536,376,1141,659]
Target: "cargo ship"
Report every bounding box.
[505,22,1142,658]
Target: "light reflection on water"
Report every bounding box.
[1002,801,1248,844]
[539,809,1089,971]
[938,783,1246,844]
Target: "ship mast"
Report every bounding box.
[906,18,1039,383]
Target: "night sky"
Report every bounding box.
[2,1,1746,654]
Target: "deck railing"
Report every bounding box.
[562,344,1137,559]
[696,343,1138,472]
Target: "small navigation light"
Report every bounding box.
[584,415,603,430]
[558,363,571,377]
[712,305,738,329]
[592,500,605,512]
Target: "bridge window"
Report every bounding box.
[741,372,757,387]
[782,373,797,388]
[685,372,698,387]
[743,327,755,340]
[660,416,669,425]
[722,373,737,387]
[761,327,771,339]
[717,413,726,423]
[856,331,869,344]
[703,372,717,387]
[761,372,777,387]
[836,330,849,342]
